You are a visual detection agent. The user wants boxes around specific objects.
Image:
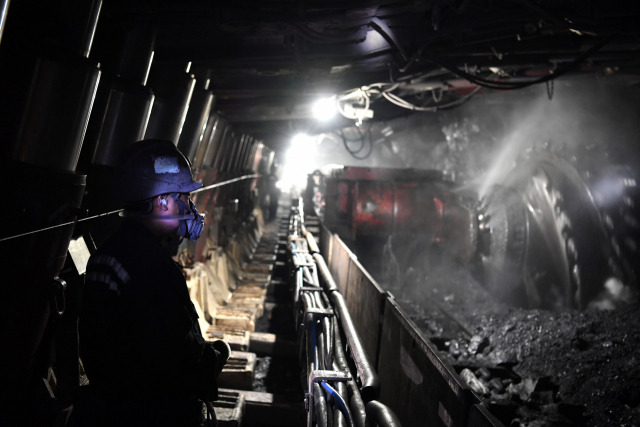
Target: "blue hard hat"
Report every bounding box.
[117,139,202,202]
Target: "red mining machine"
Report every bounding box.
[317,167,475,264]
[311,166,478,300]
[311,160,637,311]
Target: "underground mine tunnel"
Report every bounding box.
[1,1,639,426]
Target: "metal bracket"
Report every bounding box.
[305,369,351,427]
[300,286,323,292]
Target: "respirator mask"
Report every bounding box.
[169,193,205,241]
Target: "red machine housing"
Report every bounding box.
[322,167,475,263]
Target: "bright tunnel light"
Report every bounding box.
[312,97,337,121]
[278,133,318,194]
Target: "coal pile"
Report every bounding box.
[394,263,640,426]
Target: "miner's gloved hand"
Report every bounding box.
[212,340,231,374]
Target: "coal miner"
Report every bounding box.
[77,140,229,426]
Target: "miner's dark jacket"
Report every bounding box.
[77,219,223,426]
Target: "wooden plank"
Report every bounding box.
[214,389,245,427]
[205,327,250,351]
[218,351,257,390]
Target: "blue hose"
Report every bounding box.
[320,381,354,427]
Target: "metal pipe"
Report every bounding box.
[306,229,321,254]
[313,253,339,293]
[330,292,380,402]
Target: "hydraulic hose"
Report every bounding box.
[333,321,366,427]
[303,262,314,285]
[323,316,334,371]
[317,323,326,370]
[291,202,394,427]
[365,401,402,427]
[321,381,355,427]
[334,381,349,427]
[314,382,329,427]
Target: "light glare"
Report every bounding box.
[280,133,317,194]
[312,97,337,121]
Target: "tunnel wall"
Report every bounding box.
[320,224,503,427]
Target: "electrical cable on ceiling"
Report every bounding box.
[334,77,481,125]
[331,33,611,119]
[397,0,611,75]
[351,79,480,112]
[422,34,614,90]
[336,88,375,124]
[338,125,374,160]
[382,86,482,111]
[339,129,367,155]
